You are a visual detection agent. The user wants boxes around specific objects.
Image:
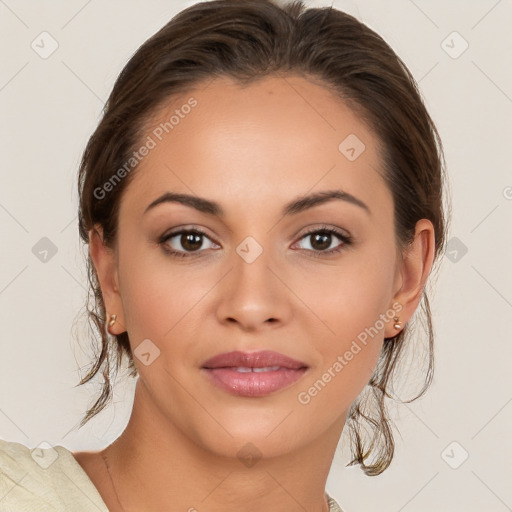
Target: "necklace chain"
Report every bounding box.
[101,450,127,512]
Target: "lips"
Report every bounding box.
[202,350,308,370]
[201,350,308,397]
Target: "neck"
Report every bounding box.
[102,379,344,512]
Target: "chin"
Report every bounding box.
[191,414,315,461]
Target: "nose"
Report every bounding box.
[215,242,293,332]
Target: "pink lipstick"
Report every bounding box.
[201,350,308,397]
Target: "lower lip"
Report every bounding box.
[202,367,308,397]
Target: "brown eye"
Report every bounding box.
[294,226,352,257]
[178,232,203,252]
[160,228,219,257]
[308,232,333,251]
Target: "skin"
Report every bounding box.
[73,74,435,512]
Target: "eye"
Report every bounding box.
[293,225,352,256]
[159,227,219,258]
[158,224,352,259]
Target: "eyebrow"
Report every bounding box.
[144,189,371,217]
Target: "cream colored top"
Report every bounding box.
[0,439,343,511]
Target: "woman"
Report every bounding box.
[0,0,447,510]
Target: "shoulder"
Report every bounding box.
[0,438,108,512]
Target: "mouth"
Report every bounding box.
[201,350,309,397]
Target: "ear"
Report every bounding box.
[88,225,126,335]
[384,218,436,338]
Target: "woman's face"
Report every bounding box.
[99,75,406,458]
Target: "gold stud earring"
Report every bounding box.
[393,316,402,330]
[108,314,117,327]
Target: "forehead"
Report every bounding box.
[120,74,390,218]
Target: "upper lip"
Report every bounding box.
[201,350,308,370]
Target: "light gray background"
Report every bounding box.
[1,1,511,511]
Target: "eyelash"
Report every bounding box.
[158,224,352,259]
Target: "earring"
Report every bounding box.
[393,316,403,330]
[108,314,117,327]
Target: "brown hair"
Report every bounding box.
[76,0,449,476]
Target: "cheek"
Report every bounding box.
[294,243,396,413]
[116,237,203,345]
[305,241,396,341]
